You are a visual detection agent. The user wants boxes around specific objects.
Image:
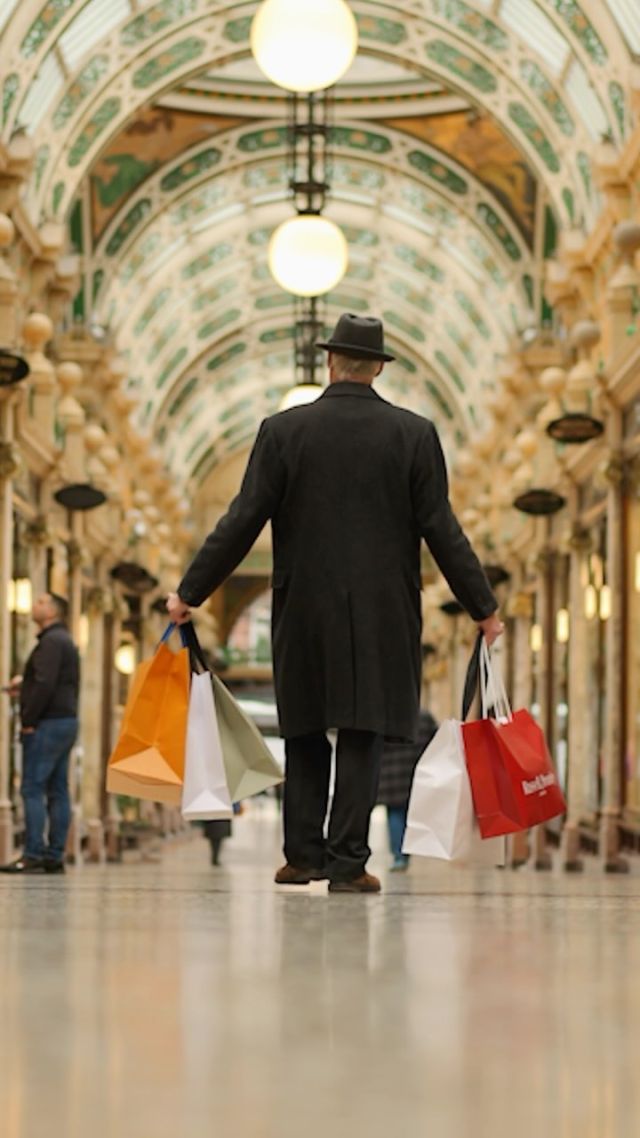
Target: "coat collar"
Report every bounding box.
[319,382,382,400]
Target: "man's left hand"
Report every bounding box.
[166,592,192,625]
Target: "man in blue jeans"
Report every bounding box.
[1,593,79,875]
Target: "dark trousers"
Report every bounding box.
[283,729,383,882]
[21,717,78,862]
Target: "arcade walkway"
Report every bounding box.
[1,805,639,1138]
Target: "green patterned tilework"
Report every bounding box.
[134,288,172,336]
[120,233,162,283]
[435,349,466,393]
[256,295,290,311]
[389,279,435,314]
[394,245,445,283]
[53,56,109,130]
[426,380,454,420]
[331,128,392,155]
[182,243,233,280]
[168,376,199,418]
[455,291,490,339]
[193,278,236,312]
[445,322,477,366]
[2,75,19,129]
[433,0,507,51]
[122,0,198,46]
[21,0,74,58]
[609,82,626,137]
[476,203,521,261]
[383,311,426,342]
[105,199,151,256]
[68,98,122,168]
[147,320,180,364]
[408,151,467,195]
[425,41,497,94]
[519,61,575,137]
[577,152,592,198]
[341,226,379,247]
[34,145,50,191]
[161,148,221,192]
[238,128,287,154]
[156,347,188,390]
[197,308,241,340]
[508,104,560,173]
[355,14,406,45]
[549,0,607,65]
[223,17,252,43]
[207,343,246,372]
[132,37,206,89]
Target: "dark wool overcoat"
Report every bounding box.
[178,383,497,740]
[377,710,438,808]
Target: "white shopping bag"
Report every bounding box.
[181,671,233,821]
[402,720,505,864]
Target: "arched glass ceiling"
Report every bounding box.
[0,1,634,228]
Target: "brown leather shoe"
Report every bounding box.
[274,864,326,885]
[328,872,381,894]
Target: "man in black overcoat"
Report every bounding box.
[168,314,502,893]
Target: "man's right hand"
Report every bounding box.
[477,612,504,646]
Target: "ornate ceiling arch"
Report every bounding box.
[1,1,634,229]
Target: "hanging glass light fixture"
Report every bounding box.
[251,0,358,92]
[268,91,348,296]
[280,297,327,410]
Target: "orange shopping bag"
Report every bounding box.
[106,625,190,804]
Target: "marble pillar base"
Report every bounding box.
[0,799,14,864]
[600,812,629,873]
[533,825,553,870]
[65,804,83,865]
[562,823,584,872]
[86,818,105,863]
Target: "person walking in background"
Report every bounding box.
[378,709,438,871]
[168,314,503,894]
[1,593,79,875]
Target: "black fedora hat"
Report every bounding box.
[316,313,395,362]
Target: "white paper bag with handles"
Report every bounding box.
[402,720,505,864]
[181,671,233,821]
[402,632,505,863]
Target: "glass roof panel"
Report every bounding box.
[0,0,18,36]
[565,58,610,138]
[607,0,640,53]
[58,0,131,70]
[18,52,64,130]
[499,0,570,75]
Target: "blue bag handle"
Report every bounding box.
[178,621,210,673]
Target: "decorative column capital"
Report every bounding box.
[505,591,533,619]
[24,514,50,545]
[568,523,592,554]
[0,441,19,479]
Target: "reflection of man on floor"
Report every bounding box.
[1,593,79,875]
[168,314,502,894]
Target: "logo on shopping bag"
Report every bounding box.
[522,772,556,796]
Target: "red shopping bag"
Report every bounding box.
[462,708,566,838]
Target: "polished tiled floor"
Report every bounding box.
[1,804,640,1138]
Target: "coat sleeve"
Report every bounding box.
[411,422,497,622]
[178,419,285,607]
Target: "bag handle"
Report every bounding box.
[179,621,210,674]
[479,639,512,722]
[461,631,483,721]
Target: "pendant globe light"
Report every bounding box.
[251,0,358,93]
[280,296,326,410]
[269,215,348,298]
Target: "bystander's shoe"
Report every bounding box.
[328,872,381,894]
[274,863,326,885]
[43,859,65,874]
[0,856,46,874]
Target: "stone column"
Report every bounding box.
[562,523,592,872]
[532,546,553,870]
[80,586,108,862]
[506,589,534,867]
[22,313,56,444]
[0,214,20,862]
[599,439,628,872]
